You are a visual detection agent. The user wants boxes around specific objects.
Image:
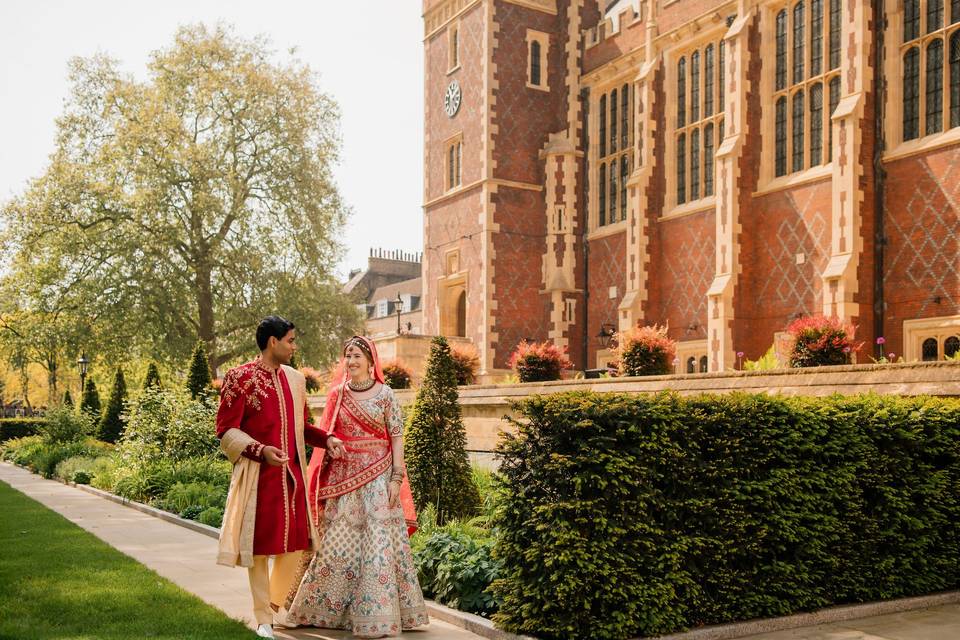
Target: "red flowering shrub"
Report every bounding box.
[450,343,481,386]
[616,325,677,376]
[300,366,324,392]
[382,360,413,390]
[786,315,861,367]
[508,341,573,383]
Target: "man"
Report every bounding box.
[215,316,344,638]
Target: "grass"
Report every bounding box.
[0,480,251,640]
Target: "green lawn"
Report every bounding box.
[0,480,251,639]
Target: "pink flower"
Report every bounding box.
[736,351,744,358]
[876,336,886,345]
[888,352,896,360]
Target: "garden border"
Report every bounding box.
[50,471,960,640]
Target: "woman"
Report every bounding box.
[284,335,428,638]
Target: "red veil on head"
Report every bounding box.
[307,335,418,535]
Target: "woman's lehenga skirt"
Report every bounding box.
[285,469,429,638]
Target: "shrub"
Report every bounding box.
[110,457,230,504]
[80,377,101,417]
[414,529,501,617]
[121,387,218,464]
[744,346,781,371]
[616,324,676,376]
[198,506,225,527]
[382,360,413,390]
[40,407,93,444]
[19,438,112,478]
[300,366,324,392]
[142,362,162,390]
[1,435,45,465]
[62,390,74,407]
[450,344,481,386]
[186,340,213,399]
[98,368,128,443]
[786,314,861,367]
[180,505,205,521]
[492,391,960,639]
[0,418,43,442]
[507,340,573,383]
[54,455,111,484]
[158,481,225,515]
[406,336,480,524]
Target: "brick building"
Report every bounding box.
[422,0,960,376]
[346,249,424,338]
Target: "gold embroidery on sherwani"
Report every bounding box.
[269,368,292,554]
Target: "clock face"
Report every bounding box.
[444,80,462,118]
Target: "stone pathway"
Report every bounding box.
[0,463,482,639]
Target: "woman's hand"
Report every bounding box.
[388,480,401,508]
[326,436,345,459]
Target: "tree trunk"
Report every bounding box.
[46,356,58,404]
[195,259,219,377]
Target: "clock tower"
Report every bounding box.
[422,0,599,377]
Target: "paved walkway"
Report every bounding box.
[0,463,482,639]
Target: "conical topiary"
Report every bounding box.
[98,368,127,443]
[80,377,101,417]
[62,390,74,407]
[405,336,480,524]
[186,341,212,399]
[142,362,161,390]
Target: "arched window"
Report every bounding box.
[928,39,945,135]
[610,88,618,153]
[922,337,939,360]
[830,0,841,69]
[776,97,788,177]
[699,355,709,372]
[906,0,920,40]
[946,335,960,358]
[609,161,618,222]
[793,90,805,172]
[705,45,715,117]
[691,50,701,123]
[530,40,542,86]
[810,83,824,165]
[828,76,841,160]
[954,0,960,23]
[620,156,628,221]
[677,133,687,204]
[776,11,787,90]
[678,58,686,127]
[793,2,805,84]
[904,47,921,140]
[691,128,701,200]
[599,95,607,157]
[686,357,696,373]
[929,0,944,33]
[599,163,606,226]
[719,40,726,106]
[621,83,630,149]
[811,0,823,76]
[704,123,715,196]
[951,31,960,126]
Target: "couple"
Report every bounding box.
[215,316,428,638]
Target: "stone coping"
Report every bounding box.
[42,469,960,640]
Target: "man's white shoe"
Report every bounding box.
[255,623,275,638]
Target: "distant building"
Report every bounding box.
[347,249,424,338]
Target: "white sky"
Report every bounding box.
[0,0,424,279]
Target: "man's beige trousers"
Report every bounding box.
[248,552,302,625]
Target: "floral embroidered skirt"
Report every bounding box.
[284,469,429,638]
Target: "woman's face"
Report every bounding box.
[344,344,372,378]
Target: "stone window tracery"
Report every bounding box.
[901,0,960,141]
[674,38,724,207]
[595,83,632,227]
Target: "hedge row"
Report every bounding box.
[0,418,43,442]
[492,392,960,639]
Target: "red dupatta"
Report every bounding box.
[307,336,418,536]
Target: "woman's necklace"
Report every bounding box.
[348,377,375,392]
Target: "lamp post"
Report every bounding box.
[395,293,404,335]
[77,353,89,397]
[596,323,617,350]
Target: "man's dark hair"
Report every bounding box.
[256,316,295,351]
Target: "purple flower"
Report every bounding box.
[736,351,744,358]
[843,346,851,353]
[876,336,886,345]
[888,352,896,360]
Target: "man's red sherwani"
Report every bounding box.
[216,360,328,556]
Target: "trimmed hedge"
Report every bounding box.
[492,392,960,640]
[0,418,43,442]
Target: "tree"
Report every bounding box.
[405,336,480,524]
[0,24,360,374]
[99,368,128,443]
[142,362,162,390]
[186,341,212,399]
[80,377,101,418]
[62,390,74,407]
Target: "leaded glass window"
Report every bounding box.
[776,11,788,91]
[691,128,700,201]
[705,45,715,117]
[598,163,606,226]
[678,58,686,127]
[704,123,715,197]
[810,83,824,165]
[829,0,841,69]
[691,51,701,123]
[677,133,686,204]
[927,39,945,134]
[793,91,805,172]
[793,2,805,84]
[620,156,628,221]
[904,47,921,141]
[610,88,618,153]
[811,0,823,77]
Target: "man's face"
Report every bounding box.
[270,329,298,364]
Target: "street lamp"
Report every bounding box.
[596,323,617,349]
[77,353,89,396]
[395,293,404,335]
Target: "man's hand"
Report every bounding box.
[326,436,345,459]
[262,446,289,467]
